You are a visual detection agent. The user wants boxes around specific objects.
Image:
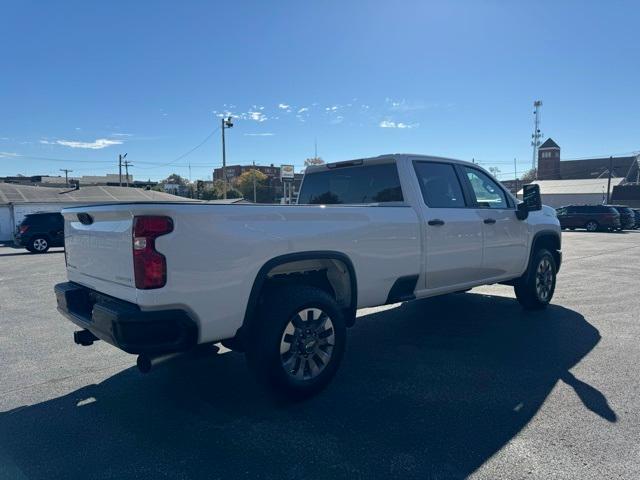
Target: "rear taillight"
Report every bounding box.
[19,225,29,234]
[132,216,173,289]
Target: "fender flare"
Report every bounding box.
[527,230,562,274]
[240,251,358,338]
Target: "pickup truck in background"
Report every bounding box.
[55,154,561,398]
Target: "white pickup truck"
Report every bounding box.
[55,154,561,398]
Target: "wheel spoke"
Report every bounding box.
[317,327,333,339]
[292,314,305,328]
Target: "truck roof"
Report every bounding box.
[304,154,475,174]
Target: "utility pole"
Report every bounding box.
[606,156,613,204]
[531,100,543,175]
[221,116,234,199]
[59,169,73,188]
[252,160,257,203]
[118,153,127,186]
[123,160,133,187]
[514,158,518,199]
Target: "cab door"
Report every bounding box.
[412,161,485,290]
[459,166,528,279]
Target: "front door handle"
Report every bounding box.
[483,218,496,224]
[428,219,445,226]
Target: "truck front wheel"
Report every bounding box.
[246,285,346,399]
[514,248,557,310]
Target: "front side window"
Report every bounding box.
[463,167,509,209]
[413,162,466,208]
[298,163,403,204]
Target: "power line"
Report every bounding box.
[135,126,221,170]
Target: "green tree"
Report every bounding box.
[234,169,268,202]
[161,173,188,186]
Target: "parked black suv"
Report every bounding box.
[606,205,636,230]
[555,205,621,232]
[14,212,64,253]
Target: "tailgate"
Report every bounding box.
[63,206,137,301]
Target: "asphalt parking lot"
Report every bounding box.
[1,231,639,480]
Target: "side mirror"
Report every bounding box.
[516,184,542,220]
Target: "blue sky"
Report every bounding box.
[1,0,639,182]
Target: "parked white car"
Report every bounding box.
[55,154,561,398]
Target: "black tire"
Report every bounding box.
[245,285,346,399]
[585,220,599,232]
[514,248,557,310]
[29,236,50,253]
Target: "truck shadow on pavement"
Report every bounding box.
[0,293,611,479]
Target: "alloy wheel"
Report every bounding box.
[33,238,48,251]
[280,308,335,381]
[535,258,553,302]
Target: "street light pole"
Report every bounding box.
[221,116,233,199]
[60,169,73,188]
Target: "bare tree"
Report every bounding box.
[304,157,325,167]
[520,168,537,183]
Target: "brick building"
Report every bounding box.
[519,138,640,207]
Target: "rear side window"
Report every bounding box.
[413,162,466,208]
[298,163,403,204]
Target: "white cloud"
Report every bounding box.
[297,107,309,113]
[56,138,123,149]
[0,151,20,158]
[243,133,275,136]
[330,115,344,125]
[247,111,268,122]
[386,98,430,112]
[39,139,55,145]
[111,133,133,137]
[325,105,339,111]
[379,120,418,129]
[278,103,290,110]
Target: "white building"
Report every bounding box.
[517,177,626,208]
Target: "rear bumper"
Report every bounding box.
[54,282,197,354]
[13,235,25,247]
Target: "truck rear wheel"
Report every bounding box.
[514,248,557,310]
[246,285,346,399]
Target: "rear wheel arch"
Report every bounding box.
[239,251,358,342]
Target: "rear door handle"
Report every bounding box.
[428,219,445,226]
[483,218,496,224]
